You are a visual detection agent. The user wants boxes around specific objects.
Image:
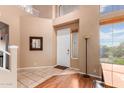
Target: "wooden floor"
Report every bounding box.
[35,73,98,88]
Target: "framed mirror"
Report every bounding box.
[30,36,43,51]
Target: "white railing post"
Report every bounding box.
[9,45,18,87]
[0,45,18,88]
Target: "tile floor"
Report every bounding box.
[17,67,79,88]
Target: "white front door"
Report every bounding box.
[57,28,70,67]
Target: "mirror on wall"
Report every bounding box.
[0,22,9,69]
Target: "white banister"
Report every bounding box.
[0,45,18,88]
[0,49,11,69]
[0,49,11,56]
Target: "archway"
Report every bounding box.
[0,21,9,69]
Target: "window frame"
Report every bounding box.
[71,31,79,59]
[100,6,124,65]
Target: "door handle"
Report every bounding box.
[67,49,69,54]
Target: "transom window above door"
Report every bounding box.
[56,5,79,17]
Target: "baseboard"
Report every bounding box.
[69,67,80,71]
[79,72,101,79]
[0,67,10,72]
[17,65,57,71]
[88,74,102,79]
[17,65,101,79]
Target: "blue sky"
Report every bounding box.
[100,22,124,47]
[100,5,124,14]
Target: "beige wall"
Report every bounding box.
[0,5,101,77]
[0,6,20,68]
[0,5,56,68]
[20,16,56,68]
[53,5,101,76]
[53,10,80,69]
[53,10,79,26]
[33,5,53,19]
[79,6,100,76]
[0,5,34,68]
[0,47,17,88]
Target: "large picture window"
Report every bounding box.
[113,23,124,65]
[100,22,124,65]
[100,5,124,15]
[100,24,113,64]
[100,5,124,87]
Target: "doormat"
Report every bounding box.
[54,65,68,70]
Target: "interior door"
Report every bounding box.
[57,28,70,67]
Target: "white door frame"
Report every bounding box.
[57,28,71,67]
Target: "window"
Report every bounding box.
[100,22,124,87]
[100,5,124,15]
[100,5,124,88]
[19,5,40,17]
[20,5,33,13]
[113,23,124,65]
[100,22,124,65]
[100,24,113,64]
[71,32,78,58]
[57,5,79,17]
